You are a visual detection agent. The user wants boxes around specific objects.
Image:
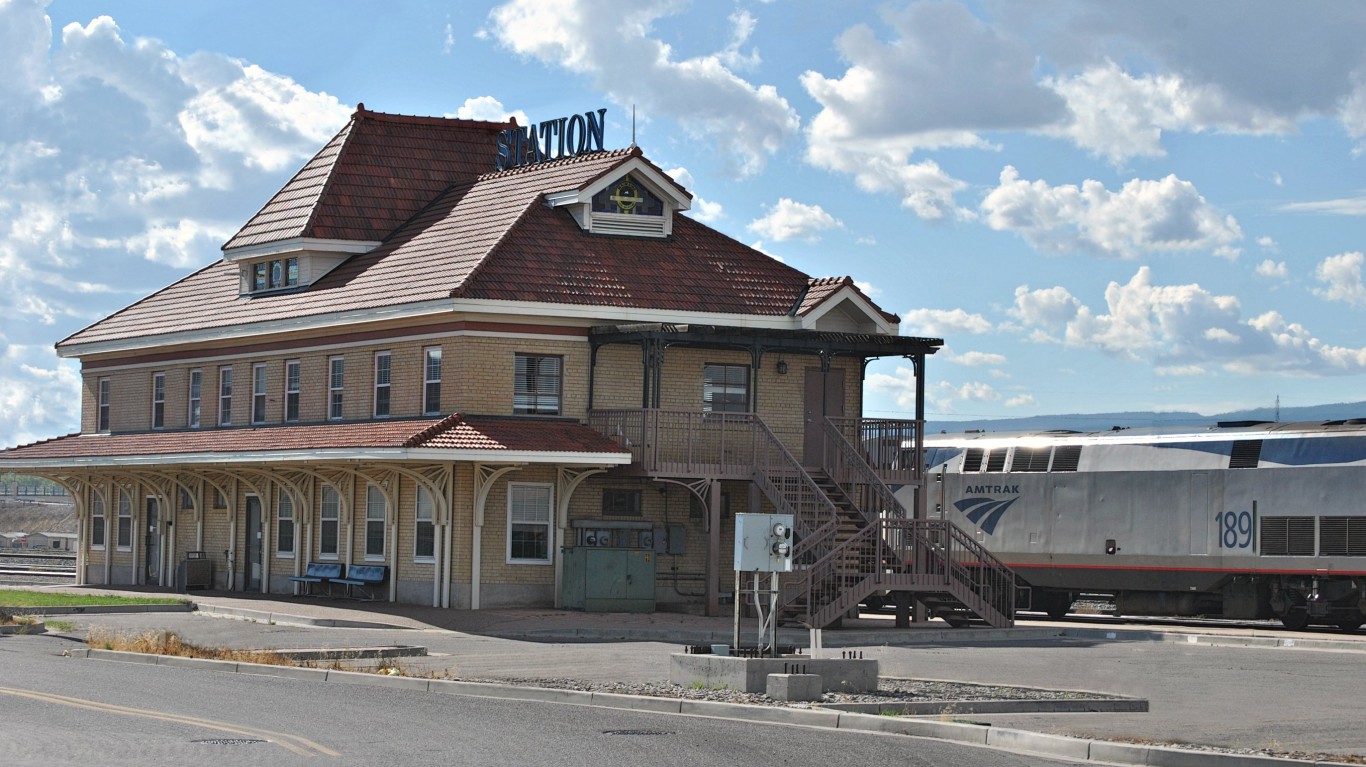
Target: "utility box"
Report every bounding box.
[176,551,213,592]
[561,547,657,612]
[734,513,795,572]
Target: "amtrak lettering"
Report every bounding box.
[495,108,607,171]
[965,485,1019,494]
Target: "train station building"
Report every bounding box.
[0,106,1012,627]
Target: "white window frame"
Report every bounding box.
[328,356,344,421]
[151,372,165,430]
[319,486,340,559]
[90,492,106,550]
[276,492,295,558]
[506,482,553,565]
[218,366,234,426]
[414,486,435,562]
[283,360,301,422]
[251,362,267,425]
[116,491,133,551]
[97,377,111,432]
[188,369,202,429]
[373,351,391,418]
[423,346,442,415]
[364,485,387,560]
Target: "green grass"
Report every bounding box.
[0,589,188,608]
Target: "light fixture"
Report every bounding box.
[776,359,788,375]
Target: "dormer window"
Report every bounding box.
[592,175,663,217]
[248,257,299,293]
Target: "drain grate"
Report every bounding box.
[602,730,672,736]
[192,738,266,746]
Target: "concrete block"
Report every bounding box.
[1146,745,1304,767]
[87,649,158,664]
[324,669,431,691]
[1089,740,1151,766]
[236,662,329,682]
[837,713,990,745]
[669,654,878,693]
[590,692,683,713]
[986,728,1093,761]
[766,673,822,702]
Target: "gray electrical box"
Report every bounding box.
[734,513,794,572]
[561,547,657,612]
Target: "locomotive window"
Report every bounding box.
[985,448,1008,472]
[1319,517,1366,556]
[1260,516,1315,556]
[1051,445,1082,472]
[1011,447,1051,472]
[1229,439,1263,469]
[962,448,985,472]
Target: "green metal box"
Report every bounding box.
[561,547,657,612]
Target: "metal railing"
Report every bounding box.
[826,417,920,485]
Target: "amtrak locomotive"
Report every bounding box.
[908,420,1366,630]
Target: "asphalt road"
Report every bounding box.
[0,632,1074,767]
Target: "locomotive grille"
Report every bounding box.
[1229,439,1263,469]
[1318,517,1366,556]
[985,448,1008,472]
[1011,447,1051,472]
[1260,516,1315,556]
[1051,445,1082,472]
[963,448,985,472]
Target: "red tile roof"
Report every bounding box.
[59,111,900,350]
[0,415,630,465]
[223,107,512,251]
[799,277,900,324]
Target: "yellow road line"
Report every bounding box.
[0,686,340,757]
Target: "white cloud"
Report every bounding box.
[1004,393,1036,408]
[449,95,527,125]
[1254,259,1288,279]
[949,350,1007,367]
[853,280,880,298]
[1282,196,1366,216]
[981,166,1243,259]
[1014,266,1366,376]
[1313,252,1366,306]
[747,198,842,242]
[0,1,354,448]
[1257,235,1278,251]
[665,166,724,223]
[485,0,798,177]
[1008,285,1083,329]
[1044,61,1292,163]
[901,308,992,337]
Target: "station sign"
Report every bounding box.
[496,108,607,171]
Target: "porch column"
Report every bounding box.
[708,479,722,617]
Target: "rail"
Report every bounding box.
[826,417,920,485]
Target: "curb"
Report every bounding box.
[0,621,45,635]
[72,648,1327,767]
[194,603,411,630]
[0,603,193,617]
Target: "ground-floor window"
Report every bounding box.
[507,482,553,564]
[365,485,386,560]
[276,493,295,556]
[116,492,133,550]
[415,486,435,562]
[319,486,339,558]
[90,493,106,549]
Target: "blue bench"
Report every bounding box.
[334,564,388,601]
[288,562,343,597]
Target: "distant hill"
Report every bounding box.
[927,401,1366,435]
[0,499,76,535]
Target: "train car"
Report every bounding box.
[902,420,1366,630]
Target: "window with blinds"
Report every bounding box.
[702,364,750,412]
[514,354,562,416]
[508,483,553,563]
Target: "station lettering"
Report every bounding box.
[966,485,1019,494]
[496,108,607,171]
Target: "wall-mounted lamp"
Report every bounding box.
[776,359,788,375]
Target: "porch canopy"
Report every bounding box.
[587,322,943,410]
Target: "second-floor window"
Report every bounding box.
[218,367,233,426]
[423,347,442,415]
[188,369,202,428]
[151,372,165,429]
[284,360,301,422]
[97,377,111,432]
[328,357,344,420]
[514,354,561,416]
[374,352,391,418]
[252,363,267,424]
[703,364,750,413]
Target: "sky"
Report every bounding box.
[2,0,1365,449]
